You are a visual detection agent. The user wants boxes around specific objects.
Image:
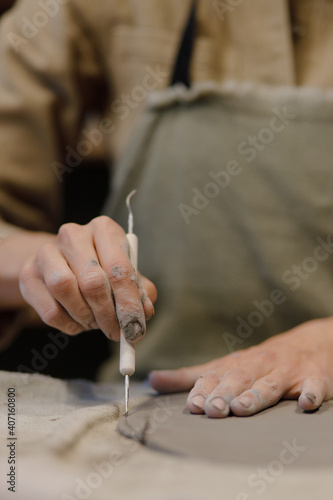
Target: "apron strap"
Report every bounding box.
[170,0,198,88]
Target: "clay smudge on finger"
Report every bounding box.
[115,298,146,339]
[112,265,126,278]
[112,265,137,285]
[305,392,317,404]
[130,273,139,287]
[124,320,145,342]
[80,259,100,275]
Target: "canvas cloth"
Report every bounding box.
[0,370,332,500]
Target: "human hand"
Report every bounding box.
[149,318,333,417]
[19,216,157,341]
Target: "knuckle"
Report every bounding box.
[46,270,75,296]
[19,261,34,284]
[230,367,254,386]
[57,222,81,243]
[262,377,280,394]
[79,271,107,297]
[75,309,96,329]
[108,263,134,287]
[91,216,125,236]
[257,350,278,364]
[35,243,54,262]
[198,370,220,384]
[40,306,60,327]
[92,215,111,227]
[307,373,326,388]
[41,307,82,336]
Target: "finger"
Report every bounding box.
[201,350,278,418]
[19,262,84,335]
[138,274,158,304]
[187,371,221,414]
[298,377,326,411]
[93,217,146,342]
[140,290,155,321]
[36,244,98,330]
[149,363,210,394]
[204,363,265,418]
[57,222,120,340]
[138,274,156,320]
[149,354,241,395]
[229,370,288,416]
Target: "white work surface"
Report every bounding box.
[0,371,331,500]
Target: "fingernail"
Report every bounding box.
[305,392,317,404]
[87,321,98,330]
[235,396,253,409]
[191,395,205,410]
[209,397,226,412]
[124,321,145,342]
[143,296,155,318]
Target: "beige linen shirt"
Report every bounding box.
[0,0,333,238]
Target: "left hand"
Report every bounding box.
[149,318,333,417]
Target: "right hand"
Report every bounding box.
[18,216,157,341]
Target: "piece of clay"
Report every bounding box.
[118,393,333,466]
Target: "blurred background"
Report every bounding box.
[0,0,14,16]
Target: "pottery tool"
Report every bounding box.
[120,189,139,416]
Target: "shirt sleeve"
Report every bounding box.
[0,0,107,239]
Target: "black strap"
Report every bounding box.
[170,0,198,88]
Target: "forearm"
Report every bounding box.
[0,230,56,309]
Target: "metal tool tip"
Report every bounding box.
[126,190,137,234]
[124,374,130,417]
[126,189,137,208]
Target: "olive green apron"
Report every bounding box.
[99,6,333,381]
